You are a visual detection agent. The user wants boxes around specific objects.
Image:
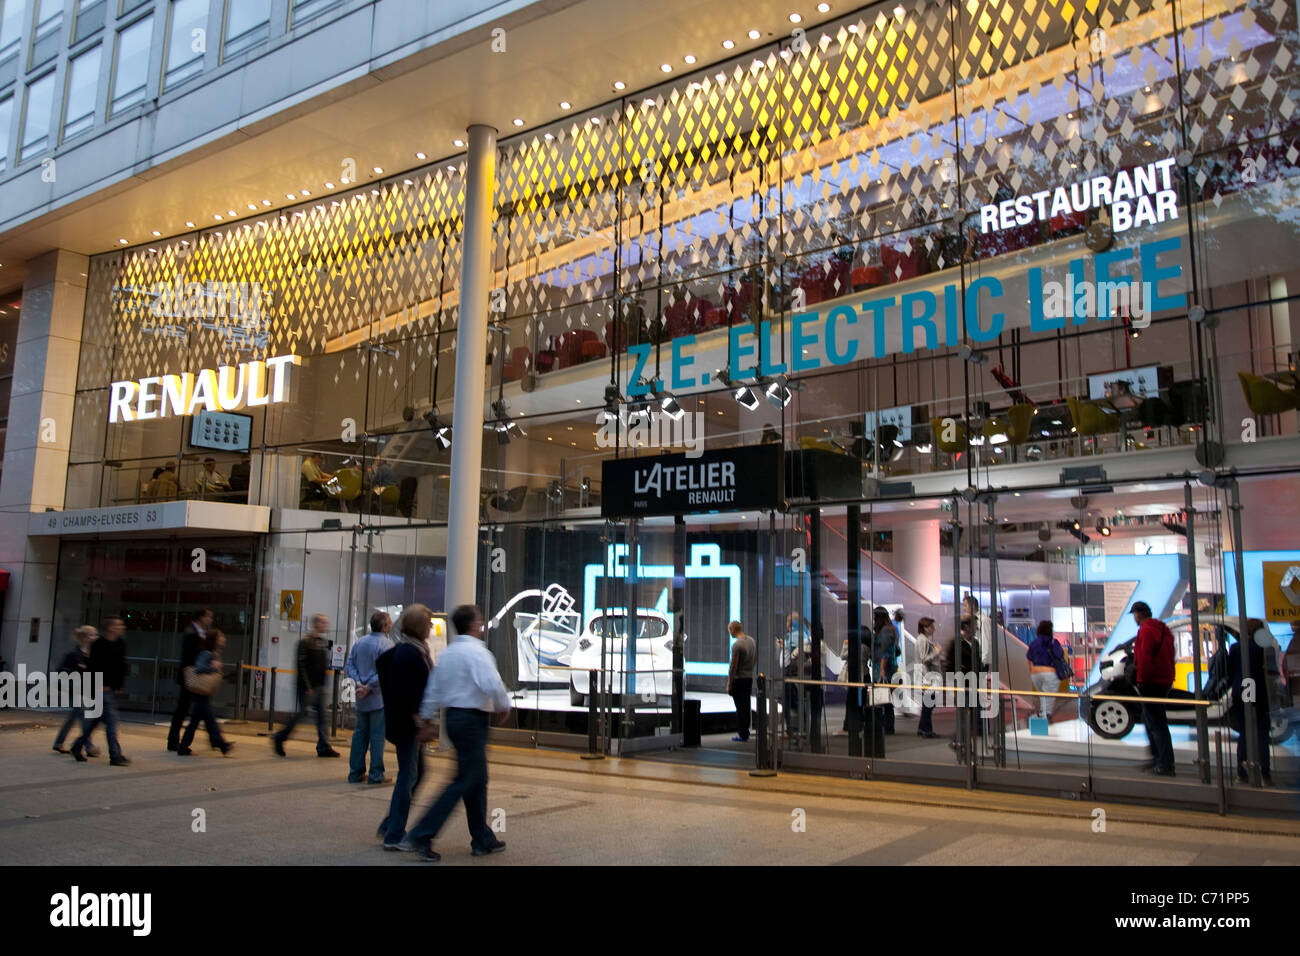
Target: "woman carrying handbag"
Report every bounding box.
[177,629,235,756]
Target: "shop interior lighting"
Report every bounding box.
[817,2,831,11]
[684,54,696,64]
[660,64,672,73]
[721,39,735,49]
[559,101,571,109]
[1097,520,1111,536]
[734,385,762,411]
[512,118,524,126]
[613,81,626,90]
[453,138,465,147]
[748,29,761,39]
[415,152,426,159]
[789,13,802,23]
[765,378,793,409]
[659,391,685,420]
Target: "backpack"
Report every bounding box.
[1051,642,1072,681]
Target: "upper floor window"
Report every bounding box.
[291,0,342,28]
[62,41,101,140]
[0,0,24,64]
[163,0,206,90]
[73,0,107,44]
[119,0,151,14]
[29,0,65,70]
[19,70,55,161]
[109,14,151,116]
[0,94,13,171]
[222,0,268,60]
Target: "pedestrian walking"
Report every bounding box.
[871,607,898,734]
[914,616,941,738]
[726,621,756,742]
[272,614,340,758]
[1131,601,1176,776]
[168,608,211,752]
[1026,620,1068,719]
[376,604,434,849]
[176,629,235,756]
[347,610,394,784]
[71,617,130,766]
[396,605,509,862]
[52,625,97,754]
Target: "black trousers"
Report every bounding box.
[730,677,752,741]
[167,685,193,750]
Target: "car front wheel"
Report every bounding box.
[1090,699,1136,739]
[1269,714,1295,745]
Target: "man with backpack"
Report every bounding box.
[1131,601,1176,776]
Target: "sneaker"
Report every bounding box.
[394,840,439,862]
[413,847,441,863]
[318,748,341,758]
[471,840,506,857]
[109,756,131,767]
[382,840,406,851]
[730,736,745,742]
[272,737,286,757]
[367,776,393,784]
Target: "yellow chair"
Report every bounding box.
[1006,403,1037,444]
[1066,397,1120,437]
[327,467,363,505]
[929,417,968,454]
[1238,371,1300,416]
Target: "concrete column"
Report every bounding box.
[888,518,942,603]
[443,125,497,611]
[0,250,88,670]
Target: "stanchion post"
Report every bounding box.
[235,660,245,723]
[268,668,277,732]
[330,669,341,738]
[581,669,604,760]
[750,673,777,776]
[1215,729,1226,816]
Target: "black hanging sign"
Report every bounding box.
[601,444,781,518]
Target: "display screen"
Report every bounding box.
[189,411,252,452]
[1087,364,1160,400]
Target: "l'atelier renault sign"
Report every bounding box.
[602,444,780,518]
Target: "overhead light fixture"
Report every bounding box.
[512,118,524,126]
[453,138,465,147]
[722,39,735,49]
[735,386,761,411]
[415,151,426,159]
[818,2,831,11]
[714,367,734,387]
[425,411,452,449]
[765,378,793,408]
[247,203,257,210]
[491,398,510,419]
[684,54,696,64]
[659,391,685,420]
[185,221,195,227]
[748,29,761,39]
[789,13,802,23]
[559,101,571,110]
[1096,520,1111,536]
[660,63,672,73]
[118,238,128,244]
[613,80,626,90]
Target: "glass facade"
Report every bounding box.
[109,13,152,115]
[53,0,1300,801]
[62,42,101,140]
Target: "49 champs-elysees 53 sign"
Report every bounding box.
[601,444,780,518]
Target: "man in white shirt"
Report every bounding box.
[195,458,231,496]
[398,604,510,862]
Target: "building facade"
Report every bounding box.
[1,0,1298,811]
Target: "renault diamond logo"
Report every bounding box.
[1281,566,1300,606]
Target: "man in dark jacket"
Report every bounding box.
[272,614,339,757]
[1132,601,1176,776]
[375,604,434,849]
[71,617,130,766]
[53,625,97,754]
[168,607,211,752]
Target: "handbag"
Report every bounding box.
[183,665,222,696]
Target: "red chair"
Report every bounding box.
[580,333,606,363]
[556,332,585,369]
[852,265,884,290]
[881,242,927,280]
[502,347,532,382]
[535,340,556,373]
[700,306,726,330]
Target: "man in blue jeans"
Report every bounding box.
[71,617,130,766]
[273,614,340,758]
[346,610,393,783]
[397,605,510,863]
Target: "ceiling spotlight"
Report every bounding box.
[415,151,426,159]
[425,411,452,449]
[185,221,195,227]
[722,39,735,49]
[453,138,465,147]
[559,101,571,110]
[1096,520,1111,536]
[247,203,257,210]
[118,238,128,244]
[491,398,510,419]
[372,167,383,174]
[714,367,733,387]
[765,379,793,408]
[659,392,685,420]
[151,230,161,236]
[613,80,626,90]
[660,63,672,73]
[818,2,831,11]
[512,118,524,126]
[735,385,761,411]
[684,54,696,64]
[789,13,802,23]
[748,29,761,40]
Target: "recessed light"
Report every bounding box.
[818,2,831,11]
[185,221,195,227]
[151,230,161,236]
[559,101,571,110]
[613,80,626,90]
[684,54,696,64]
[372,166,383,174]
[590,116,601,124]
[214,214,223,220]
[848,23,859,33]
[262,199,271,206]
[661,63,672,73]
[247,203,257,210]
[415,151,426,159]
[227,209,236,216]
[404,178,413,185]
[789,13,802,23]
[453,138,465,147]
[286,193,296,199]
[512,118,524,126]
[118,238,127,244]
[748,29,761,39]
[722,39,735,49]
[325,182,335,189]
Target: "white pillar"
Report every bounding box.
[888,518,942,604]
[443,124,497,612]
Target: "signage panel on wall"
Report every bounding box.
[1262,560,1300,622]
[190,411,252,452]
[601,444,780,518]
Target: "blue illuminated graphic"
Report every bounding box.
[1078,553,1187,683]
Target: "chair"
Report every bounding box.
[328,467,363,509]
[929,417,968,455]
[851,265,884,290]
[1238,371,1300,417]
[1066,398,1121,451]
[502,346,532,382]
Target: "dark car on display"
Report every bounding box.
[1084,615,1297,744]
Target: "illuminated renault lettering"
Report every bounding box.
[109,354,299,423]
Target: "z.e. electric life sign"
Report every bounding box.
[602,444,780,518]
[109,354,299,423]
